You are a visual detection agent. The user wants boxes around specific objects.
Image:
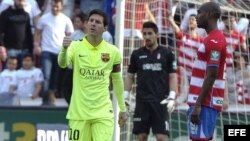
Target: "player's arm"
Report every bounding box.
[195,67,218,106]
[124,73,134,98]
[124,51,137,98]
[111,63,126,112]
[111,63,128,127]
[169,72,178,95]
[160,50,178,113]
[58,38,74,68]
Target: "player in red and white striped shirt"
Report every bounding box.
[221,14,246,69]
[187,2,227,141]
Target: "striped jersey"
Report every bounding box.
[176,31,204,78]
[187,30,227,111]
[224,30,246,67]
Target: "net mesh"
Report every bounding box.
[119,0,250,140]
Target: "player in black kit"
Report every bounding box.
[124,21,178,141]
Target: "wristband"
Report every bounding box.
[168,91,176,99]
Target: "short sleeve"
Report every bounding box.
[167,49,178,73]
[205,38,223,66]
[127,51,137,73]
[65,18,74,34]
[113,47,122,65]
[34,68,44,84]
[36,16,45,30]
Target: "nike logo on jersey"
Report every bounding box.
[210,39,218,43]
[79,54,86,57]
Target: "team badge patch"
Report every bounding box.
[172,60,177,70]
[101,53,110,62]
[210,50,220,61]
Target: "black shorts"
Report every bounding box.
[132,101,170,136]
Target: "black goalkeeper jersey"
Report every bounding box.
[128,46,177,102]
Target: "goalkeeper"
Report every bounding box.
[58,9,128,141]
[124,21,178,141]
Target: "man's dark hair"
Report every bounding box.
[201,2,221,19]
[209,2,221,19]
[143,21,159,34]
[52,0,63,5]
[88,9,109,27]
[77,12,88,22]
[22,53,34,61]
[8,56,17,61]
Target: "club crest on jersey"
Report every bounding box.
[101,53,110,62]
[157,53,161,59]
[210,50,220,61]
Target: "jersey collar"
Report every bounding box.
[83,36,105,50]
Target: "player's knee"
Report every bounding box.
[156,134,169,141]
[137,133,148,141]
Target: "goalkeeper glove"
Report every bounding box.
[160,91,176,113]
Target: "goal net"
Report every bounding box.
[118,0,250,141]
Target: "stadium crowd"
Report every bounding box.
[0,0,250,107]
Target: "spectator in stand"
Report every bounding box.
[33,0,74,97]
[167,14,204,105]
[180,0,209,37]
[0,46,7,71]
[0,0,33,69]
[71,12,88,39]
[168,14,204,80]
[9,53,44,99]
[218,12,249,36]
[221,13,247,95]
[227,51,250,105]
[0,0,41,34]
[0,57,17,94]
[112,0,155,39]
[42,0,75,18]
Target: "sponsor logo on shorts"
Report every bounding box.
[133,118,141,122]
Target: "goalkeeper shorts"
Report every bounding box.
[132,101,170,136]
[68,118,114,141]
[187,106,219,141]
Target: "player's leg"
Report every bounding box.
[151,102,169,141]
[187,106,219,141]
[132,101,151,141]
[68,120,91,141]
[91,117,114,141]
